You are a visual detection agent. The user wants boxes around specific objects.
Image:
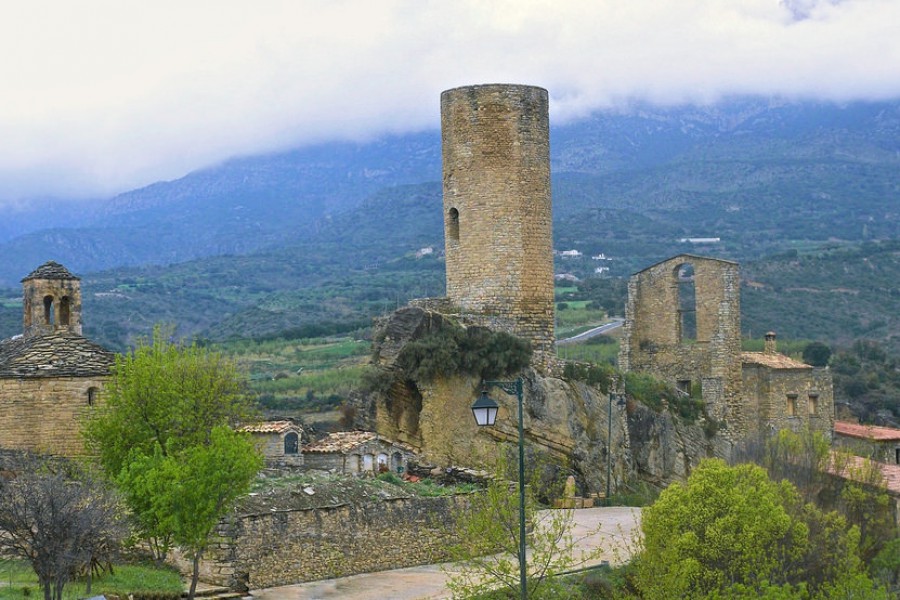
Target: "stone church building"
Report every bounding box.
[0,261,113,456]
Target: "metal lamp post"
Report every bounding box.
[606,383,627,504]
[470,378,527,600]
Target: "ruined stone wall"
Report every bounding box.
[183,495,470,590]
[441,84,554,362]
[619,255,744,438]
[0,376,105,456]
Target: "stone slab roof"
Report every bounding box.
[0,333,113,378]
[741,351,811,370]
[834,421,900,442]
[239,420,299,435]
[21,261,79,282]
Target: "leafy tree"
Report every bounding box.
[635,459,879,600]
[802,341,832,367]
[118,427,261,599]
[0,464,127,600]
[84,325,261,598]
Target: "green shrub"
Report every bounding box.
[393,323,531,382]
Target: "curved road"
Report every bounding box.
[556,318,624,346]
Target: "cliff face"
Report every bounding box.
[362,306,725,494]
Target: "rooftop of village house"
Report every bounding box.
[834,420,900,442]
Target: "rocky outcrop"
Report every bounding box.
[362,306,724,495]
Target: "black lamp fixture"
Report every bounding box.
[471,389,500,426]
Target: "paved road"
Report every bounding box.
[556,318,624,346]
[249,506,641,600]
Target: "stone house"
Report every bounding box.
[303,431,415,475]
[833,421,900,465]
[742,332,834,435]
[239,420,303,466]
[619,253,834,442]
[0,262,114,456]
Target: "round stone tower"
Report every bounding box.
[21,261,83,337]
[441,84,555,355]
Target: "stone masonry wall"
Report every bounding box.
[619,255,744,439]
[186,495,471,590]
[0,376,106,456]
[744,365,835,436]
[441,84,555,363]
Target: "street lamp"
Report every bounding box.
[471,378,527,600]
[606,381,627,504]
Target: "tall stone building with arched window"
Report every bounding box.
[619,253,834,444]
[0,261,113,456]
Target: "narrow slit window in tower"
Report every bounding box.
[59,296,70,326]
[676,263,696,342]
[448,207,460,242]
[43,296,55,325]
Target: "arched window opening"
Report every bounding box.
[448,207,460,242]
[43,296,55,326]
[675,263,696,342]
[392,451,403,474]
[59,296,71,326]
[284,432,299,455]
[363,454,375,472]
[87,387,98,407]
[377,453,389,473]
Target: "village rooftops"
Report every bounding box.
[238,420,299,435]
[0,332,114,378]
[21,261,80,282]
[834,421,900,442]
[829,452,900,495]
[741,351,811,370]
[304,431,414,454]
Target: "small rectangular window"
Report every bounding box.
[808,393,819,416]
[676,380,691,397]
[787,394,798,417]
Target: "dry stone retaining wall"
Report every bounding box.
[189,495,471,590]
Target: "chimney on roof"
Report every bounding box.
[764,331,777,355]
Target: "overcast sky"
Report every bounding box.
[1,0,898,204]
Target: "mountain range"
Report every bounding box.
[0,97,898,351]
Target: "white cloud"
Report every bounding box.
[1,0,898,202]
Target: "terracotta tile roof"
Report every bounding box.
[741,351,811,370]
[828,452,900,495]
[21,261,79,282]
[239,420,299,434]
[834,421,900,442]
[304,431,378,454]
[0,333,114,378]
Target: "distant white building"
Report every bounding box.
[559,249,583,258]
[555,273,580,282]
[679,237,721,244]
[591,253,608,260]
[594,266,610,275]
[415,246,434,258]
